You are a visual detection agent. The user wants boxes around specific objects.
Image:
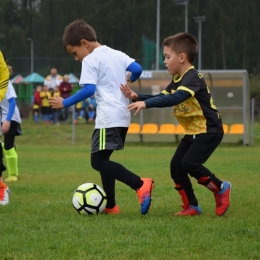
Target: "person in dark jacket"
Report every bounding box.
[58,74,72,123]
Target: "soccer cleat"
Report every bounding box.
[136,178,154,215]
[214,181,231,216]
[5,176,18,182]
[104,205,120,214]
[174,205,202,216]
[0,182,10,206]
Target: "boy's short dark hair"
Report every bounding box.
[62,19,97,49]
[163,33,198,64]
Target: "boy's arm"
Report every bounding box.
[6,97,16,121]
[126,62,142,83]
[128,90,191,115]
[120,83,162,101]
[49,84,96,108]
[2,97,16,134]
[144,90,191,108]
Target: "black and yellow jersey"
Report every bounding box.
[164,66,223,134]
[0,51,10,101]
[39,91,51,107]
[139,66,223,135]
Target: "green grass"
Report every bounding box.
[1,120,260,260]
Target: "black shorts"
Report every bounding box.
[91,127,128,153]
[2,120,22,136]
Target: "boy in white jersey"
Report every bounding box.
[1,81,22,182]
[49,19,154,215]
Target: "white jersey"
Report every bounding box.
[1,81,22,124]
[79,45,134,129]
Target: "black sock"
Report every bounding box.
[92,151,143,190]
[106,196,116,209]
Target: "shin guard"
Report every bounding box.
[175,184,190,207]
[3,147,18,177]
[198,176,220,193]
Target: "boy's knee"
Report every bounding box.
[181,158,193,173]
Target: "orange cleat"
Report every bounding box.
[0,182,10,206]
[104,205,120,214]
[174,205,202,216]
[136,178,154,215]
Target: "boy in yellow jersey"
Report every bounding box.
[121,32,231,216]
[0,50,10,205]
[33,85,42,123]
[40,85,51,123]
[50,86,60,124]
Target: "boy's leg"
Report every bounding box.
[0,142,10,205]
[182,133,231,216]
[3,134,18,182]
[33,110,39,123]
[91,128,154,215]
[171,136,201,216]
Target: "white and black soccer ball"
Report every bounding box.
[72,183,107,215]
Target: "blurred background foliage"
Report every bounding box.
[0,0,259,96]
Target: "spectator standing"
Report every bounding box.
[44,67,63,90]
[86,95,96,122]
[32,85,42,123]
[74,100,85,124]
[51,86,61,124]
[59,74,72,123]
[39,85,51,124]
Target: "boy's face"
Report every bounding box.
[66,41,90,62]
[163,46,184,75]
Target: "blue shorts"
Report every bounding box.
[91,127,128,153]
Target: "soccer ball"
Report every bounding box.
[72,183,107,215]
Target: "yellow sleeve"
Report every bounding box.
[39,91,46,98]
[0,51,9,101]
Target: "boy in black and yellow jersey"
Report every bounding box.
[0,50,10,205]
[40,85,51,123]
[121,32,231,216]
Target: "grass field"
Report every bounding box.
[1,120,260,260]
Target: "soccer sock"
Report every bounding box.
[198,176,222,193]
[175,183,198,207]
[106,196,116,209]
[3,147,18,177]
[91,151,143,190]
[101,161,143,190]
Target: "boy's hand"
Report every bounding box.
[126,72,132,82]
[49,96,64,109]
[128,101,146,115]
[120,84,138,101]
[2,120,10,134]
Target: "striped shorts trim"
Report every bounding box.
[91,127,128,153]
[99,128,106,150]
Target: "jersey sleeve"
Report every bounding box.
[79,58,98,87]
[177,71,200,96]
[0,51,10,101]
[162,80,174,95]
[122,52,135,70]
[5,81,17,100]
